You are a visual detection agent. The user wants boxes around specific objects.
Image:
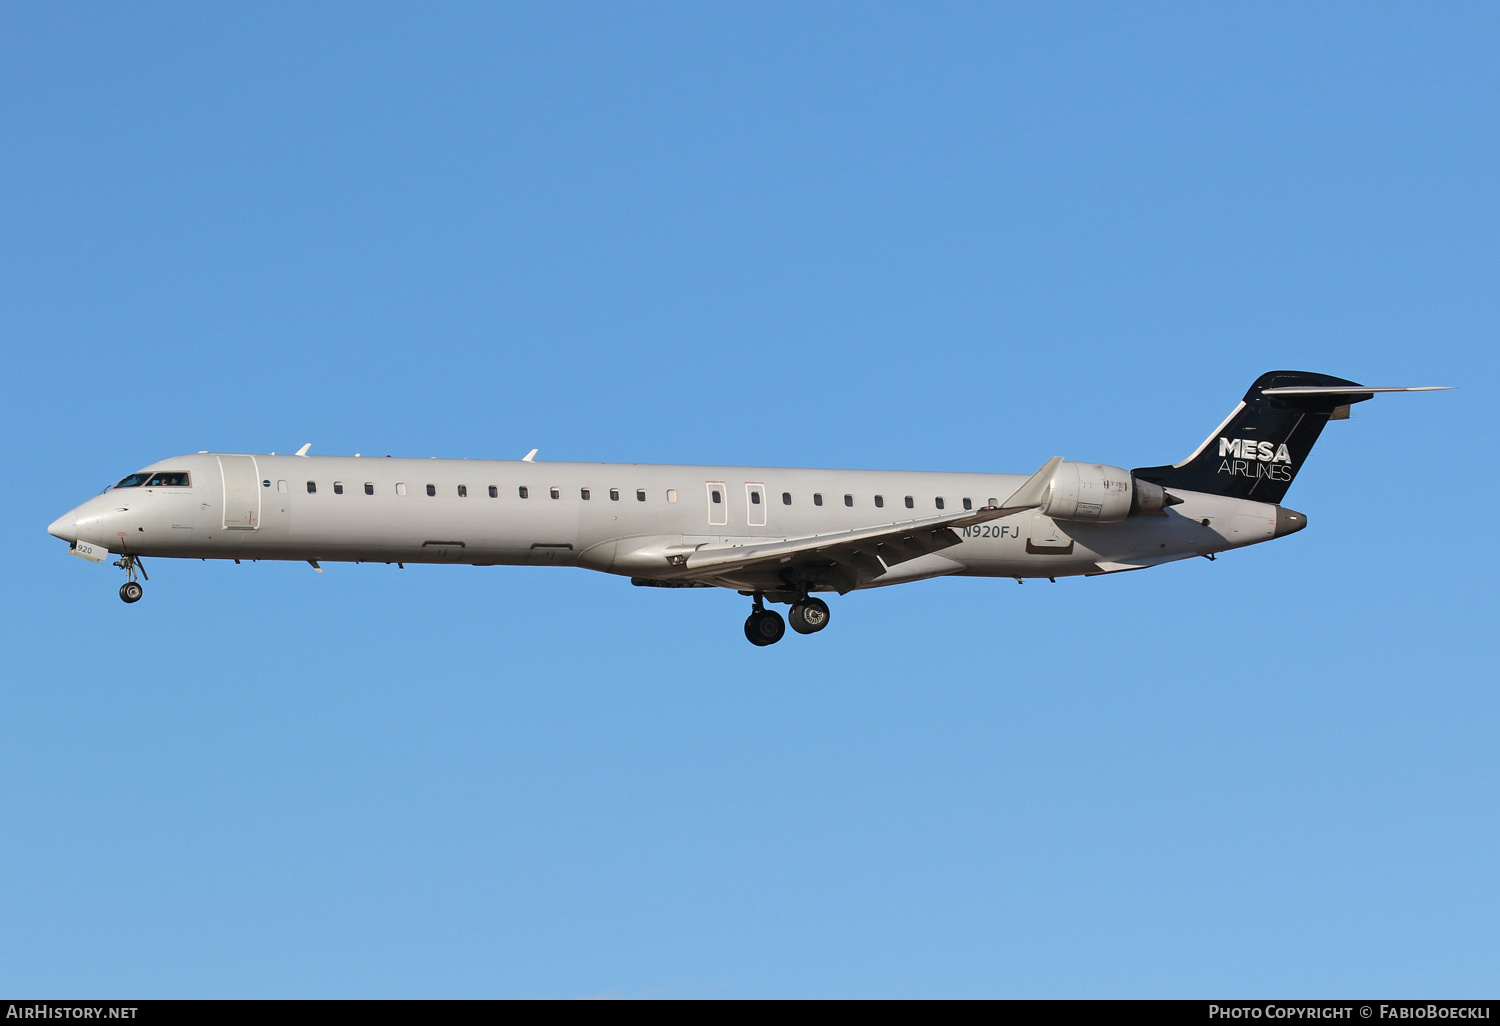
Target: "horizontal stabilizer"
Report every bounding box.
[1260,385,1451,396]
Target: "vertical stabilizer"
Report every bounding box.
[1133,371,1370,504]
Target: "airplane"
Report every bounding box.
[47,371,1447,645]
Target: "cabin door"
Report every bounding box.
[218,455,260,530]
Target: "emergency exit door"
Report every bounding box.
[706,481,727,526]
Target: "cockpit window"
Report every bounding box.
[113,472,153,488]
[146,472,190,487]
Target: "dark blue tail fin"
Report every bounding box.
[1132,371,1373,504]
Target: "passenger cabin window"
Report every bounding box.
[458,485,468,497]
[636,489,646,502]
[519,486,529,498]
[279,480,290,493]
[750,491,762,505]
[113,472,153,489]
[146,472,189,487]
[550,487,560,499]
[365,483,374,495]
[905,496,914,508]
[988,497,998,506]
[814,493,823,506]
[844,494,853,507]
[935,497,945,510]
[711,490,721,504]
[963,497,972,510]
[610,489,620,501]
[488,486,498,498]
[426,484,436,496]
[874,495,884,508]
[581,488,590,500]
[667,489,678,503]
[333,482,344,495]
[782,492,792,505]
[306,481,316,494]
[396,482,407,496]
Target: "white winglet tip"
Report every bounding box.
[295,443,312,457]
[522,449,538,462]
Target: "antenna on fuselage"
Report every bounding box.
[522,449,538,462]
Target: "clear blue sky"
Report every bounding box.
[2,2,1494,998]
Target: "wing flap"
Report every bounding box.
[665,456,1063,584]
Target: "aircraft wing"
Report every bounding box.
[659,457,1062,590]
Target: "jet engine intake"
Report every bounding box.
[1040,462,1178,522]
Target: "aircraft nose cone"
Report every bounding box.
[48,512,77,544]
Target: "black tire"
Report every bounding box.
[119,581,143,604]
[744,609,785,646]
[788,597,830,634]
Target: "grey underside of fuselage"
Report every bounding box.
[82,454,1273,592]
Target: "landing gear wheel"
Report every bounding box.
[744,609,786,646]
[789,597,830,634]
[119,581,143,604]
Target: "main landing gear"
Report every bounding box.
[114,554,147,604]
[743,593,832,646]
[744,594,785,647]
[788,596,830,635]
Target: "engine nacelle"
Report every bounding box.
[1040,462,1174,522]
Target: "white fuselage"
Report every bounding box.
[50,452,1287,594]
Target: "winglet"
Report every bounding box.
[1000,456,1063,511]
[295,443,312,457]
[522,449,538,462]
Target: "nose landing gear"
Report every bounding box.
[113,554,147,603]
